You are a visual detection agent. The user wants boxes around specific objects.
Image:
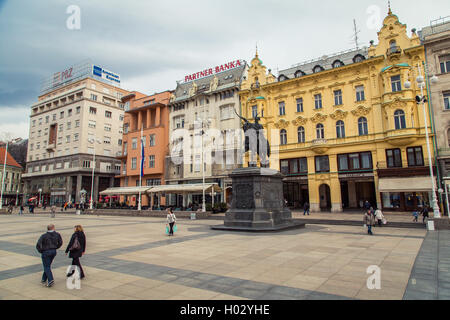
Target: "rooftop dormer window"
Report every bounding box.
[313,65,324,73]
[332,60,344,68]
[353,54,365,63]
[294,70,306,78]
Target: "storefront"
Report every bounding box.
[339,173,377,209]
[282,176,309,209]
[378,176,434,211]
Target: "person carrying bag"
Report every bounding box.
[65,225,86,279]
[166,208,177,236]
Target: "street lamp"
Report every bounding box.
[15,188,19,206]
[38,188,42,207]
[88,138,102,210]
[404,63,440,218]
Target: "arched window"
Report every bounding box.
[336,120,345,138]
[316,124,324,139]
[353,54,365,63]
[313,65,324,73]
[278,74,289,82]
[394,110,406,129]
[358,117,368,136]
[294,70,306,78]
[390,40,397,49]
[297,126,305,143]
[280,129,287,145]
[332,60,344,68]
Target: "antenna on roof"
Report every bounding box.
[352,19,361,49]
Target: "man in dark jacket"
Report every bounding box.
[36,224,63,287]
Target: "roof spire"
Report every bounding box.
[255,42,258,57]
[388,0,392,15]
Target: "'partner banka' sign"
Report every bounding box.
[184,60,244,83]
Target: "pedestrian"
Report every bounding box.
[36,224,63,287]
[65,225,86,280]
[364,200,371,211]
[375,208,384,227]
[363,209,375,235]
[303,202,310,216]
[166,208,177,236]
[421,206,429,224]
[19,205,24,215]
[51,204,56,218]
[413,209,419,222]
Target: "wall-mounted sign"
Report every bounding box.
[184,59,244,83]
[40,60,121,95]
[92,65,120,84]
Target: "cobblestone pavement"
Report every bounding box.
[0,213,428,300]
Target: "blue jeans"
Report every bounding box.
[304,209,310,215]
[41,249,57,283]
[367,225,373,235]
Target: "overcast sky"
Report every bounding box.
[0,0,449,139]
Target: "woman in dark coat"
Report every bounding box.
[65,225,86,279]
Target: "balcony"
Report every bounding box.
[438,148,450,158]
[46,142,56,151]
[311,139,329,154]
[386,46,402,59]
[384,128,419,146]
[116,151,127,159]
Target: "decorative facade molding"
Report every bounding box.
[330,109,348,120]
[291,116,307,126]
[310,113,328,123]
[351,105,372,116]
[274,119,290,129]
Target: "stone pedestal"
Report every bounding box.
[212,167,305,232]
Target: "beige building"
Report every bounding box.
[0,147,22,206]
[421,17,450,211]
[22,62,129,205]
[166,61,247,207]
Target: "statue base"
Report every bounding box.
[211,167,305,232]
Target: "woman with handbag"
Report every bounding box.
[65,225,86,279]
[166,208,177,236]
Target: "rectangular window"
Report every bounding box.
[131,157,137,169]
[104,124,111,132]
[75,120,80,127]
[89,107,97,115]
[105,111,112,118]
[60,111,64,119]
[296,98,303,112]
[334,90,343,105]
[74,133,79,141]
[149,134,155,146]
[337,152,372,171]
[52,114,56,121]
[440,55,450,74]
[68,109,72,117]
[314,94,322,109]
[252,105,258,118]
[444,92,450,110]
[76,106,81,114]
[103,136,111,144]
[67,122,71,130]
[132,138,137,149]
[91,94,97,101]
[391,75,402,92]
[45,116,49,123]
[66,135,70,143]
[174,116,185,129]
[356,85,365,101]
[280,160,289,175]
[338,155,348,171]
[124,123,129,134]
[149,155,155,168]
[407,147,424,167]
[279,101,285,115]
[386,149,402,168]
[88,120,96,128]
[315,156,330,173]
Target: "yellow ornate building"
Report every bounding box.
[239,9,436,212]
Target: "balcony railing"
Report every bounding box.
[386,46,402,56]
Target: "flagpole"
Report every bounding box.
[0,142,8,210]
[138,126,143,211]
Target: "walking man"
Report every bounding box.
[36,224,63,287]
[51,204,56,218]
[363,209,375,235]
[421,205,429,224]
[303,202,310,216]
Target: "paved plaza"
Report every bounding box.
[0,213,442,300]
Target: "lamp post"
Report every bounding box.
[195,116,208,213]
[38,188,42,207]
[15,188,19,206]
[404,63,440,218]
[88,138,101,210]
[0,141,8,210]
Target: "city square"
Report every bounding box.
[1,212,447,300]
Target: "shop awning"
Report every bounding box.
[146,183,222,194]
[378,177,435,193]
[99,186,151,195]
